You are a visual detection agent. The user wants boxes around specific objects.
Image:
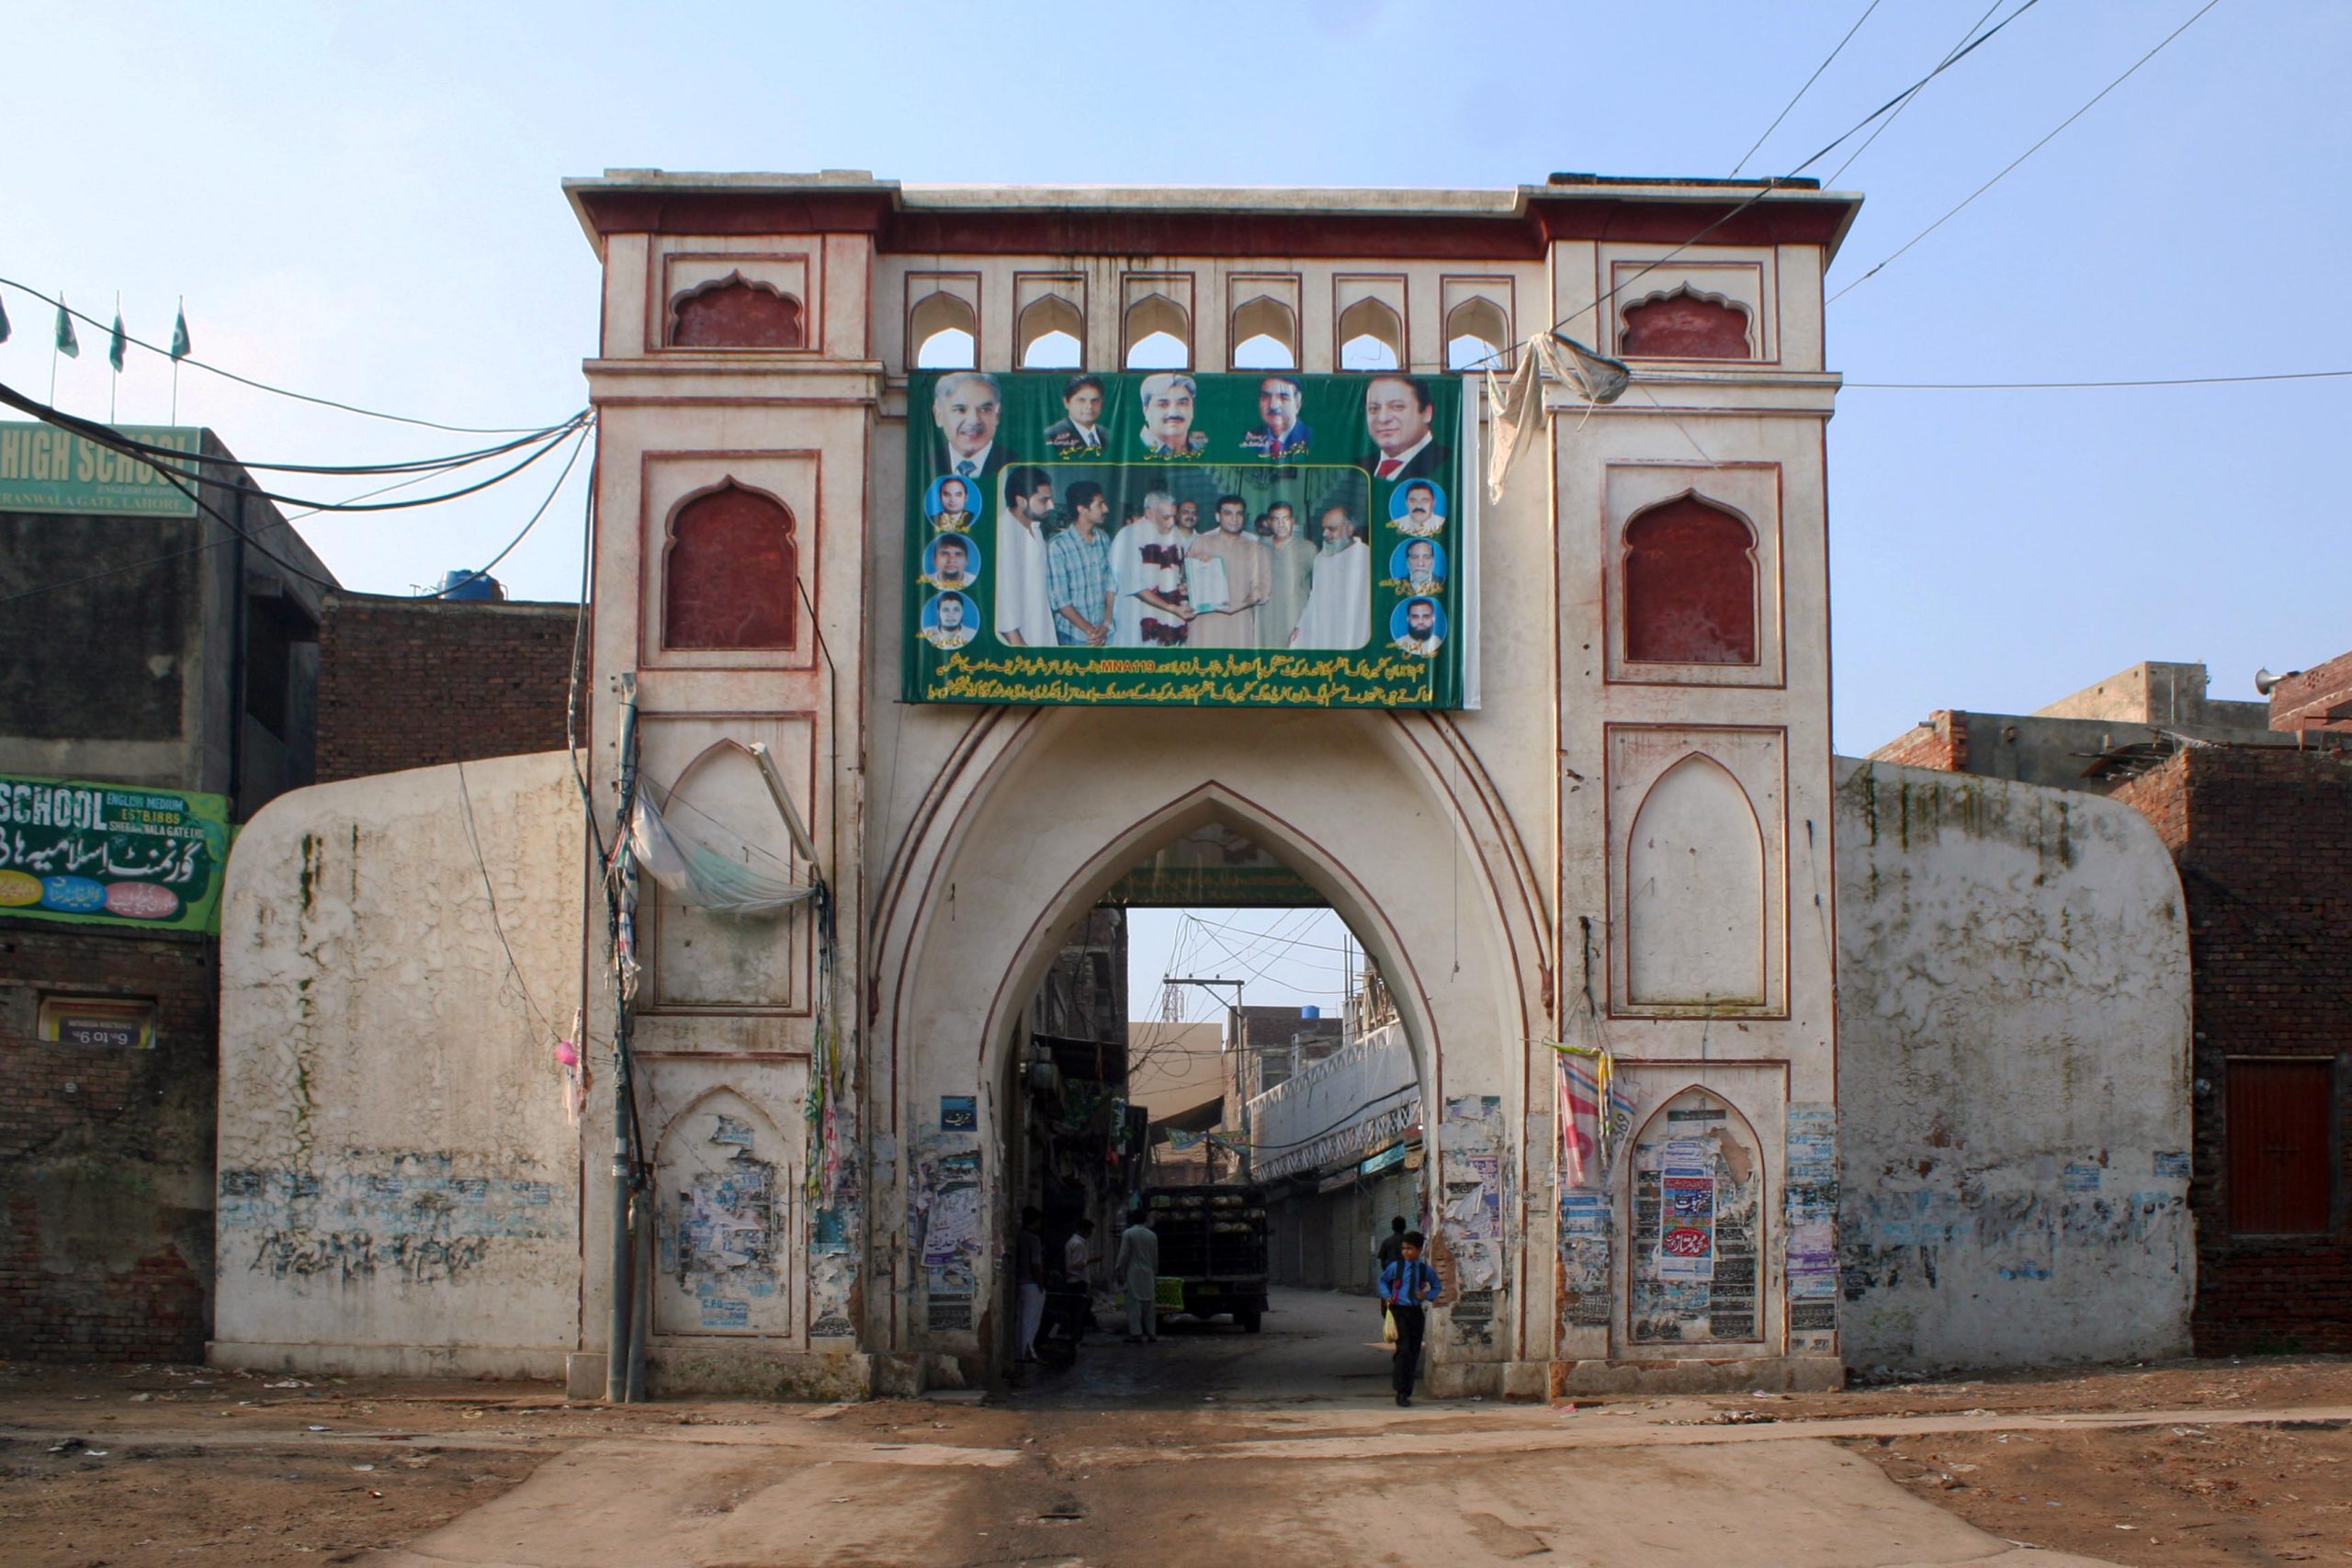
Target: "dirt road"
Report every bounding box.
[6,1289,2351,1567]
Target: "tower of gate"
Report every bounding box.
[566,173,1858,1394]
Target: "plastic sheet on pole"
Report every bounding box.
[627,790,814,917]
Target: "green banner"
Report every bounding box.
[0,422,201,516]
[905,371,1470,707]
[1103,822,1321,908]
[0,773,232,932]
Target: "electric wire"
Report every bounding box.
[435,420,592,596]
[455,759,557,1040]
[1730,0,1883,176]
[1846,369,2352,389]
[1825,1,2004,186]
[1829,0,2225,303]
[0,275,571,434]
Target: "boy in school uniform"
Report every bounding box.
[1377,1229,1441,1406]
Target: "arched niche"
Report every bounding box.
[1625,755,1765,1008]
[1339,297,1404,371]
[650,1088,795,1337]
[669,273,805,349]
[1016,294,1082,369]
[662,481,797,651]
[648,739,802,1011]
[1621,285,1752,359]
[1229,295,1298,370]
[1444,297,1509,372]
[910,291,978,369]
[1623,493,1759,664]
[1123,292,1190,369]
[1626,1086,1766,1344]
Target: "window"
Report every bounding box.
[1445,297,1510,372]
[2228,1058,2335,1235]
[662,482,797,649]
[1229,295,1298,370]
[1123,293,1190,369]
[1016,294,1082,369]
[910,291,978,369]
[243,596,315,738]
[670,274,804,349]
[1623,495,1758,665]
[1338,297,1404,371]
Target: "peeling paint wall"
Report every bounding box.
[214,751,583,1373]
[1833,759,2192,1369]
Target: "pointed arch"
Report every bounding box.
[1444,296,1509,372]
[1621,284,1752,359]
[662,480,797,650]
[1626,1084,1767,1344]
[910,290,978,369]
[648,739,803,1010]
[1339,296,1404,371]
[1016,293,1083,368]
[1623,492,1758,664]
[1229,294,1298,369]
[650,1087,794,1337]
[1626,754,1765,1007]
[669,272,805,349]
[1123,292,1191,369]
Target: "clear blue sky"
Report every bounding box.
[7,2,2346,1008]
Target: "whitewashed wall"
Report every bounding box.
[1833,759,2193,1369]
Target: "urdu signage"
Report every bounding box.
[0,773,232,933]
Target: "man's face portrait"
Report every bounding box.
[1321,509,1355,549]
[933,539,969,581]
[1065,384,1103,428]
[1266,505,1295,541]
[1404,484,1435,526]
[1178,500,1200,531]
[936,595,967,630]
[1017,482,1056,524]
[934,374,1001,460]
[1141,375,1196,451]
[937,477,969,513]
[1407,541,1436,579]
[1075,492,1109,529]
[1408,601,1436,637]
[1364,377,1432,457]
[1148,495,1177,528]
[1259,378,1303,436]
[1216,500,1247,534]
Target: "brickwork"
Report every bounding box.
[1867,710,1967,772]
[2112,745,2352,1352]
[315,594,579,783]
[2270,649,2352,737]
[0,924,217,1361]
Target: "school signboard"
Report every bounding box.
[0,773,232,933]
[0,422,201,516]
[902,370,1474,708]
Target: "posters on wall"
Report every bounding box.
[1657,1139,1717,1283]
[1785,1103,1839,1335]
[0,773,232,933]
[904,370,1475,708]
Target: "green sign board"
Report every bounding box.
[904,370,1473,708]
[0,422,201,516]
[0,773,232,932]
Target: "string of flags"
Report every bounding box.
[0,288,194,368]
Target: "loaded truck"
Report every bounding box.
[1145,1183,1269,1332]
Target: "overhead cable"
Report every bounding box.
[1825,1,2004,186]
[1847,368,2352,389]
[1730,0,1883,177]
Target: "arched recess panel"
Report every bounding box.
[670,274,804,349]
[910,290,978,369]
[1123,292,1190,369]
[1230,295,1298,369]
[1623,494,1758,664]
[662,482,797,650]
[1621,286,1752,359]
[1338,296,1404,371]
[1016,294,1082,368]
[1444,296,1509,371]
[649,740,803,1011]
[1627,1087,1765,1343]
[652,1089,795,1337]
[1626,756,1766,1008]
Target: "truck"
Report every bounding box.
[1144,1183,1269,1332]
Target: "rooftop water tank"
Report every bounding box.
[437,570,504,602]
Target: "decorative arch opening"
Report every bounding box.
[1625,755,1765,1008]
[1623,493,1758,664]
[1123,293,1191,369]
[1339,297,1405,371]
[1229,295,1298,369]
[1621,285,1752,359]
[1626,1086,1765,1343]
[650,1088,795,1337]
[662,480,797,651]
[1016,294,1083,369]
[1444,297,1509,372]
[669,273,805,349]
[910,290,978,369]
[648,739,803,1010]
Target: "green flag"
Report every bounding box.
[170,304,190,361]
[54,300,79,358]
[108,312,127,372]
[0,294,11,345]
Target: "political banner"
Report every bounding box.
[904,369,1473,708]
[0,773,232,932]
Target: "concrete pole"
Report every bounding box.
[605,673,641,1403]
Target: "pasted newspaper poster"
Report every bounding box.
[905,369,1473,708]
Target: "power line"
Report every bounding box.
[434,420,592,597]
[1829,0,2225,303]
[0,276,570,434]
[1846,368,2352,389]
[1730,0,1883,177]
[1825,1,2004,186]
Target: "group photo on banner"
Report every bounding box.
[905,369,1475,709]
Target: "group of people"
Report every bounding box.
[1014,1208,1167,1363]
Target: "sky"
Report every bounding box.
[6,2,2347,1012]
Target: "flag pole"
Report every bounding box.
[50,293,62,406]
[171,297,183,423]
[109,291,119,423]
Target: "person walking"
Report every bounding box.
[1015,1206,1048,1363]
[1115,1211,1160,1344]
[1378,1229,1440,1406]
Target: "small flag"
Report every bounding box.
[170,303,190,362]
[108,311,127,373]
[0,295,11,345]
[55,299,79,358]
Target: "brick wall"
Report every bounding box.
[1867,710,1968,772]
[315,594,578,783]
[2270,649,2352,737]
[0,925,217,1361]
[2112,745,2352,1352]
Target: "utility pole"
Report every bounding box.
[1167,976,1244,1179]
